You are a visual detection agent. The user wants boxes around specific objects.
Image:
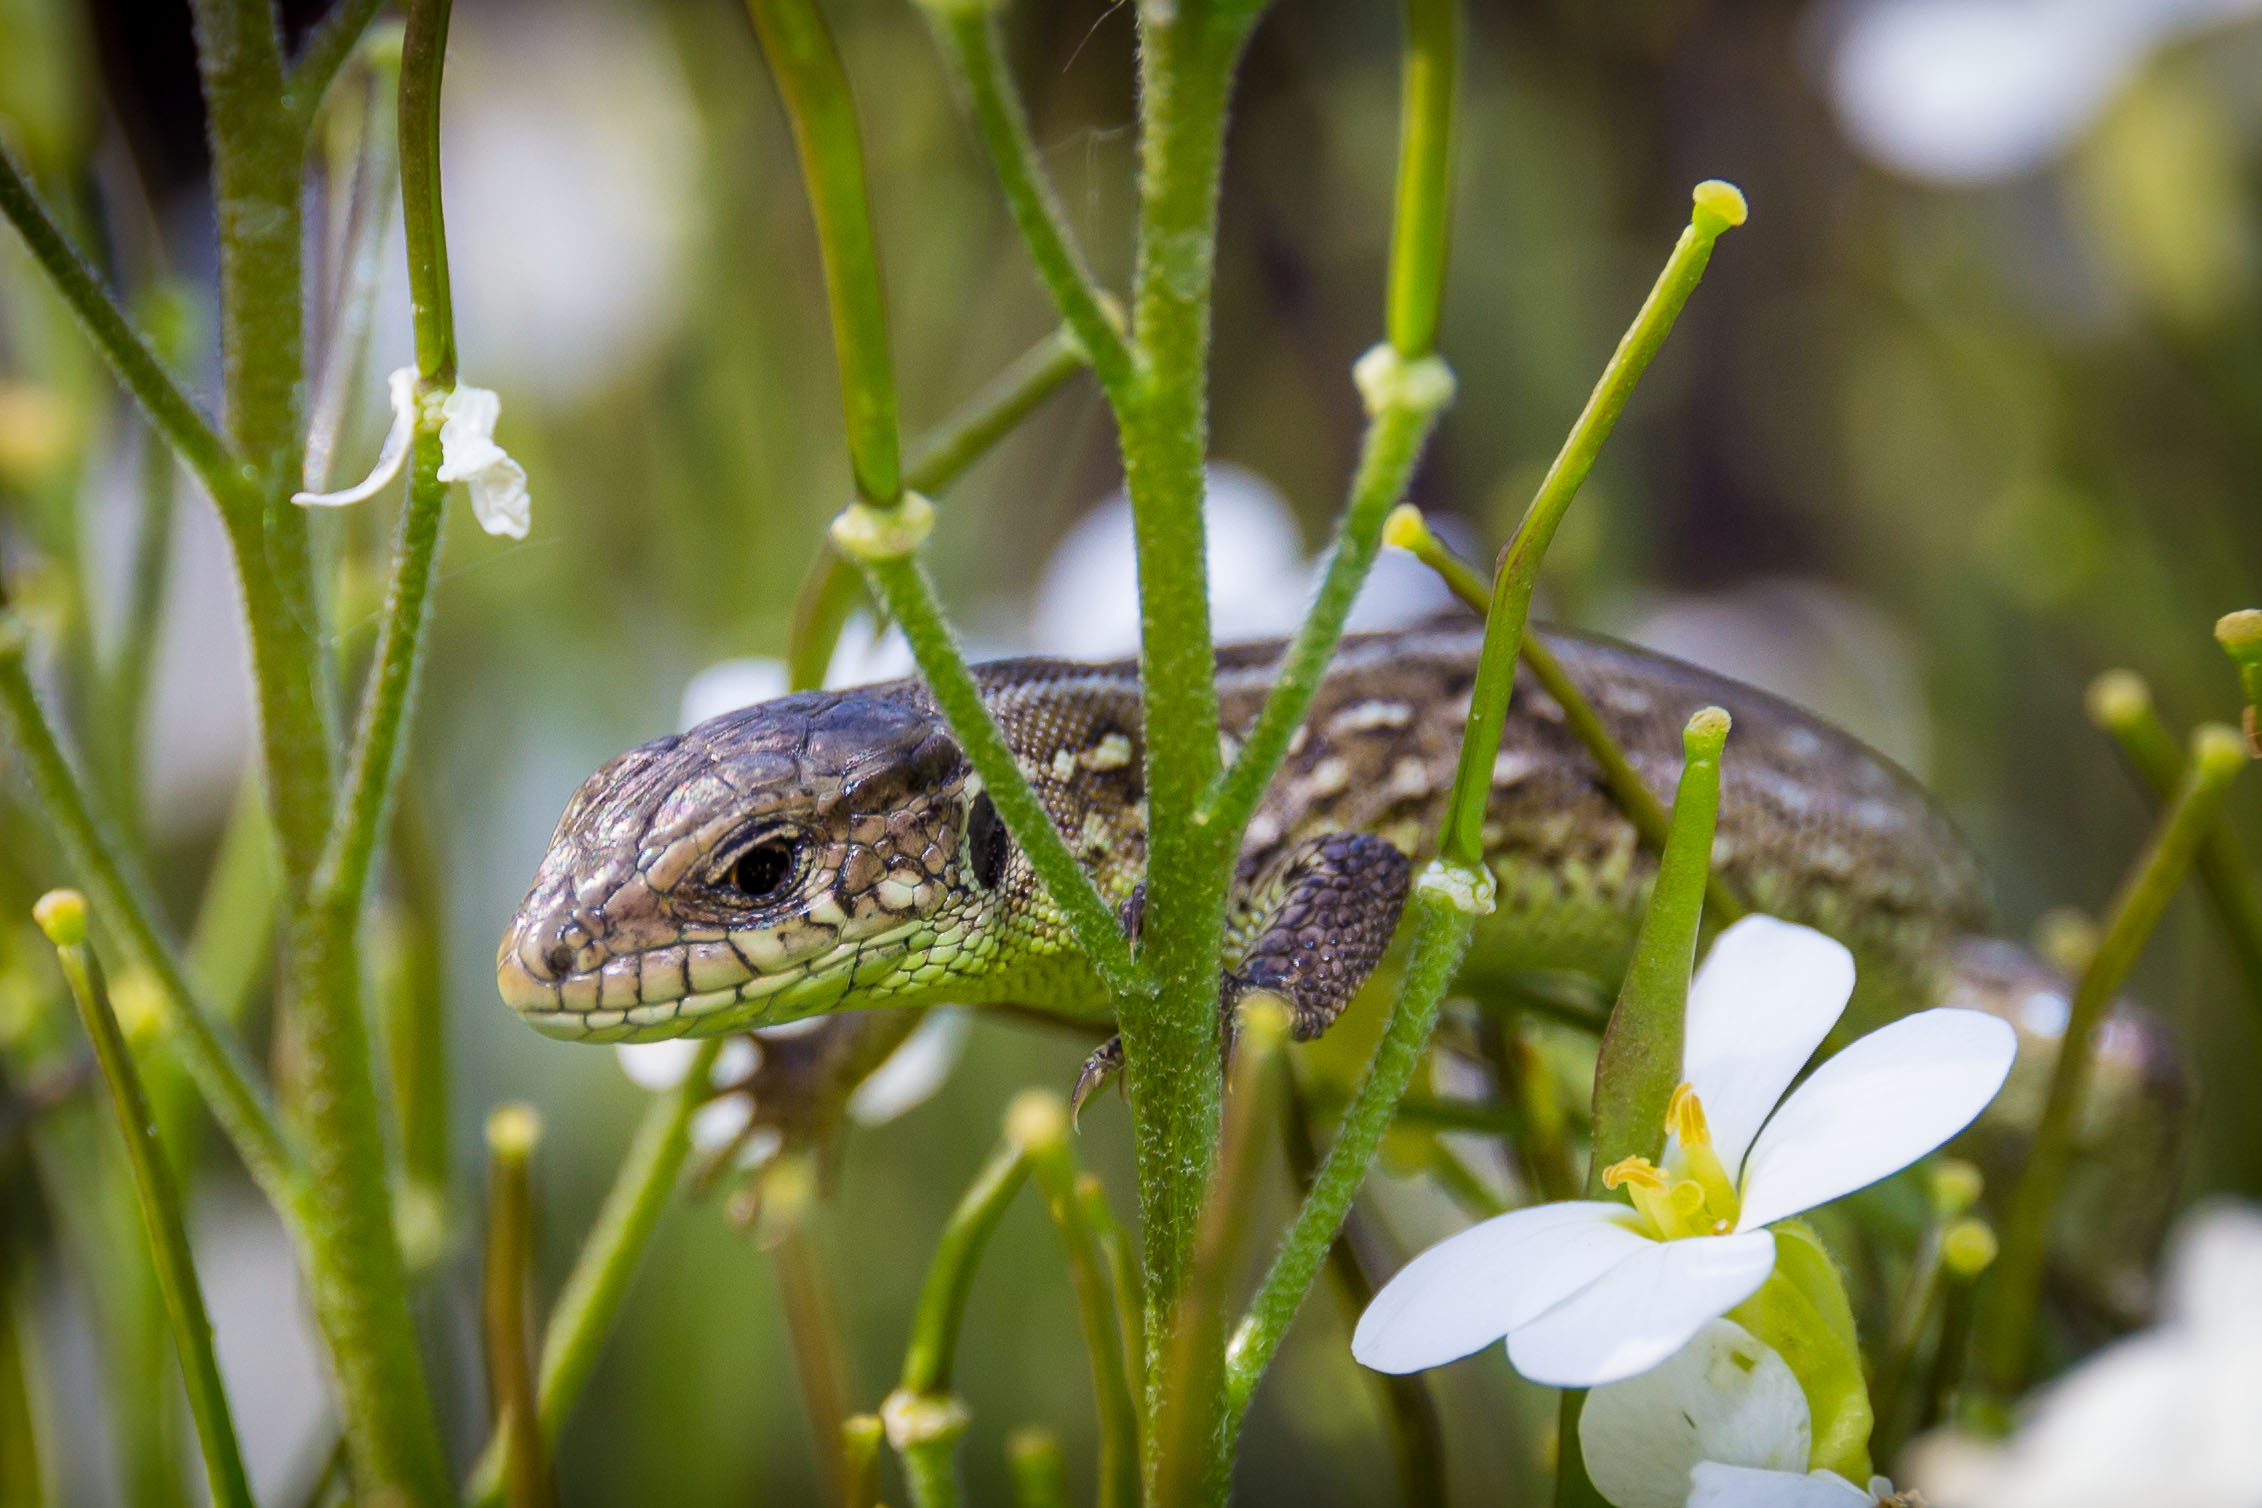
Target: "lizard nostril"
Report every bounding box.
[544,942,577,977]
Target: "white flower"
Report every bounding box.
[1578,1317,1898,1508]
[1352,915,2017,1388]
[846,1006,970,1126]
[292,366,530,539]
[1827,0,2262,184]
[1905,1201,2262,1508]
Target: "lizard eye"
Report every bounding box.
[968,793,1008,891]
[726,837,800,902]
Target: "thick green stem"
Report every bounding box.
[1982,725,2247,1390]
[465,1039,724,1508]
[35,893,254,1508]
[0,147,253,511]
[1584,709,1728,1188]
[1014,1094,1140,1508]
[2087,669,2262,1032]
[0,621,299,1205]
[1156,1000,1288,1508]
[483,1107,555,1508]
[915,0,1135,397]
[742,0,900,507]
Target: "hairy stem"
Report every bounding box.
[483,1107,555,1508]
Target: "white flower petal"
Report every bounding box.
[1736,1009,2016,1232]
[1580,1318,1810,1508]
[848,1007,969,1126]
[465,456,531,539]
[1681,916,1855,1176]
[615,1038,700,1091]
[1505,1231,1777,1389]
[2161,1200,2262,1335]
[711,1035,762,1086]
[1687,1463,1872,1508]
[293,366,416,508]
[681,658,791,731]
[1352,1202,1651,1375]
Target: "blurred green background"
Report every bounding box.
[4,0,2262,1502]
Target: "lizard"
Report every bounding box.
[498,620,2186,1303]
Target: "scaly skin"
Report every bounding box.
[499,622,2184,1298]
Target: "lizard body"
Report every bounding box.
[498,620,2186,1310]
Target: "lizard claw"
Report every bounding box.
[1069,1035,1126,1127]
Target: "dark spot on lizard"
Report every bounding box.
[969,792,1009,891]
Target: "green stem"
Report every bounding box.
[0,622,300,1206]
[1982,724,2247,1390]
[464,1039,724,1508]
[286,0,393,128]
[1013,1094,1140,1508]
[742,0,901,506]
[853,549,1135,987]
[483,1106,555,1508]
[1156,999,1289,1508]
[1440,182,1745,869]
[786,322,1090,693]
[304,48,401,493]
[2216,611,2262,755]
[1391,507,1746,919]
[0,1259,40,1508]
[1007,1427,1073,1508]
[1223,885,1480,1418]
[915,0,1135,397]
[767,1160,852,1508]
[1081,1171,1147,1437]
[1584,708,1728,1188]
[0,146,254,512]
[1384,0,1459,360]
[34,893,254,1508]
[843,1414,884,1508]
[2088,669,2262,1016]
[901,1140,1029,1396]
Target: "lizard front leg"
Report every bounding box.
[1072,833,1413,1116]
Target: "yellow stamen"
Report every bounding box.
[1604,1156,1707,1239]
[1665,1082,1742,1229]
[1601,1156,1665,1192]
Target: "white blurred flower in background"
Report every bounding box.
[1906,1201,2262,1508]
[1827,0,2262,183]
[1027,462,1455,658]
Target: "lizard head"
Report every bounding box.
[496,687,1012,1042]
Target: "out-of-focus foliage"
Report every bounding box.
[3,0,2261,1503]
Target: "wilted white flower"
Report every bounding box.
[1353,916,2017,1388]
[1906,1201,2262,1508]
[293,366,529,539]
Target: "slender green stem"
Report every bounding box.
[1081,1172,1147,1436]
[1224,887,1478,1419]
[2217,611,2262,755]
[1007,1427,1073,1508]
[743,0,901,507]
[907,324,1091,495]
[787,322,1090,692]
[1385,0,1459,359]
[0,621,300,1206]
[1585,709,1728,1189]
[1202,353,1453,840]
[915,0,1135,397]
[483,1106,555,1508]
[102,372,181,836]
[1983,725,2246,1389]
[0,1259,40,1508]
[464,1039,724,1508]
[0,146,254,512]
[854,549,1135,986]
[844,1414,884,1508]
[901,1139,1029,1395]
[1391,506,1746,919]
[286,0,393,127]
[1281,1075,1447,1508]
[1013,1093,1139,1508]
[34,893,254,1508]
[885,1393,969,1508]
[2087,669,2262,1028]
[186,772,282,1025]
[1440,182,1745,869]
[1923,1221,1996,1432]
[765,1157,852,1508]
